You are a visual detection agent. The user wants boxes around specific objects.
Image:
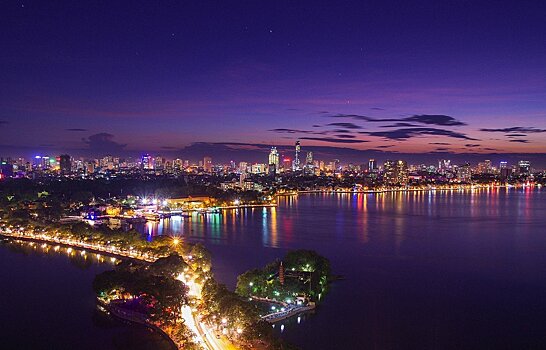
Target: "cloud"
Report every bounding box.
[404,115,466,126]
[66,128,87,132]
[376,145,395,148]
[429,142,451,145]
[506,134,527,137]
[327,122,362,129]
[330,114,466,126]
[381,122,419,128]
[435,148,450,151]
[509,139,529,143]
[300,137,368,144]
[370,107,385,111]
[335,134,356,139]
[465,144,481,147]
[480,127,546,133]
[361,127,477,141]
[0,120,8,125]
[82,133,127,152]
[269,128,318,134]
[160,146,178,150]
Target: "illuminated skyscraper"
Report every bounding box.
[173,158,183,171]
[304,151,314,174]
[395,160,409,185]
[282,157,291,172]
[499,161,511,180]
[154,156,165,170]
[141,154,153,170]
[59,154,71,174]
[238,162,248,173]
[203,156,212,173]
[305,151,313,165]
[457,163,472,182]
[293,141,301,171]
[368,159,377,172]
[383,160,396,184]
[518,160,531,175]
[268,147,279,174]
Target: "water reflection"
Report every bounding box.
[1,238,119,269]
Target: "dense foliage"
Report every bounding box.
[236,250,330,302]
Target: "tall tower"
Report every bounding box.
[268,147,279,174]
[59,154,71,174]
[141,154,152,170]
[279,261,285,286]
[293,141,301,171]
[305,151,313,165]
[368,159,376,172]
[203,156,212,173]
[304,151,314,175]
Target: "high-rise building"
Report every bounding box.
[141,154,153,170]
[0,160,13,177]
[293,141,301,171]
[395,160,409,185]
[238,162,248,173]
[368,159,377,172]
[154,156,165,170]
[86,162,95,174]
[304,152,314,174]
[306,151,313,165]
[174,158,183,171]
[203,156,212,173]
[518,160,531,175]
[282,157,291,172]
[251,163,266,174]
[438,159,451,173]
[383,160,396,184]
[457,163,472,182]
[268,147,279,174]
[499,161,512,180]
[59,154,71,174]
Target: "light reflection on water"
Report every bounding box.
[137,188,546,349]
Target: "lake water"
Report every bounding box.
[2,188,546,349]
[0,241,173,350]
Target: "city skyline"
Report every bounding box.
[1,1,546,159]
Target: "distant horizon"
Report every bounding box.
[3,140,546,169]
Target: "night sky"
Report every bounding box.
[1,1,545,162]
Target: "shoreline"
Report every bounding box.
[295,184,540,195]
[0,233,148,263]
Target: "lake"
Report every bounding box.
[2,188,546,349]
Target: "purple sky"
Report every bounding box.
[1,1,545,163]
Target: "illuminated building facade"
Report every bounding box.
[203,156,212,173]
[268,147,279,174]
[518,160,531,175]
[292,141,301,171]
